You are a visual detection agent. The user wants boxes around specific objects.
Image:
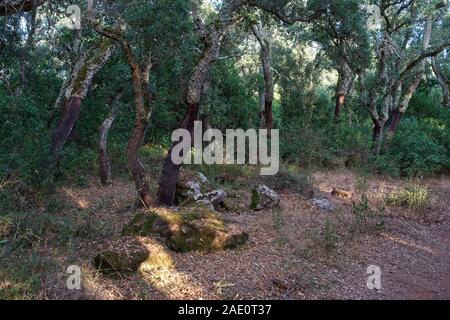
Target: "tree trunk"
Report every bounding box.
[372,119,385,156]
[98,90,123,185]
[126,109,153,207]
[258,67,266,127]
[265,98,273,133]
[49,96,82,154]
[388,108,403,137]
[334,63,353,125]
[387,17,433,136]
[156,1,242,206]
[47,52,86,128]
[431,57,450,109]
[125,54,154,207]
[334,94,346,124]
[15,9,36,96]
[253,22,274,134]
[86,3,155,206]
[157,102,200,205]
[48,38,115,161]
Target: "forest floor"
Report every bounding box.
[1,168,449,300]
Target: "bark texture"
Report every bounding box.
[334,63,353,125]
[88,4,155,207]
[125,56,154,208]
[99,89,124,185]
[253,22,274,133]
[49,38,115,158]
[157,1,243,206]
[15,8,36,96]
[388,17,433,136]
[366,33,390,156]
[432,57,450,109]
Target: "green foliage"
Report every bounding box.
[372,118,449,177]
[204,59,258,130]
[260,165,314,195]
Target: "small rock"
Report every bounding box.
[204,189,227,206]
[176,170,229,210]
[197,172,209,184]
[251,185,280,211]
[185,181,203,200]
[312,198,335,211]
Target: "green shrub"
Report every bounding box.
[386,182,429,213]
[373,118,449,177]
[260,165,314,196]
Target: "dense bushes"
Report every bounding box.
[277,74,449,177]
[370,84,450,177]
[372,118,449,177]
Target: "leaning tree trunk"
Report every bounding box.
[431,57,450,109]
[372,119,386,157]
[47,47,86,128]
[157,0,244,206]
[388,74,421,136]
[157,52,215,205]
[98,89,123,185]
[388,108,403,137]
[334,63,353,125]
[48,38,115,162]
[157,101,200,205]
[87,4,155,207]
[157,32,221,206]
[125,55,154,207]
[253,23,274,134]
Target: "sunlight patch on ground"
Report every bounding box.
[137,238,210,299]
[81,268,125,300]
[61,187,91,209]
[380,233,437,256]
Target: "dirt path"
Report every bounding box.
[50,170,450,300]
[310,171,450,299]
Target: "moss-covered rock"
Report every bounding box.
[222,197,247,213]
[93,237,149,275]
[122,203,248,252]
